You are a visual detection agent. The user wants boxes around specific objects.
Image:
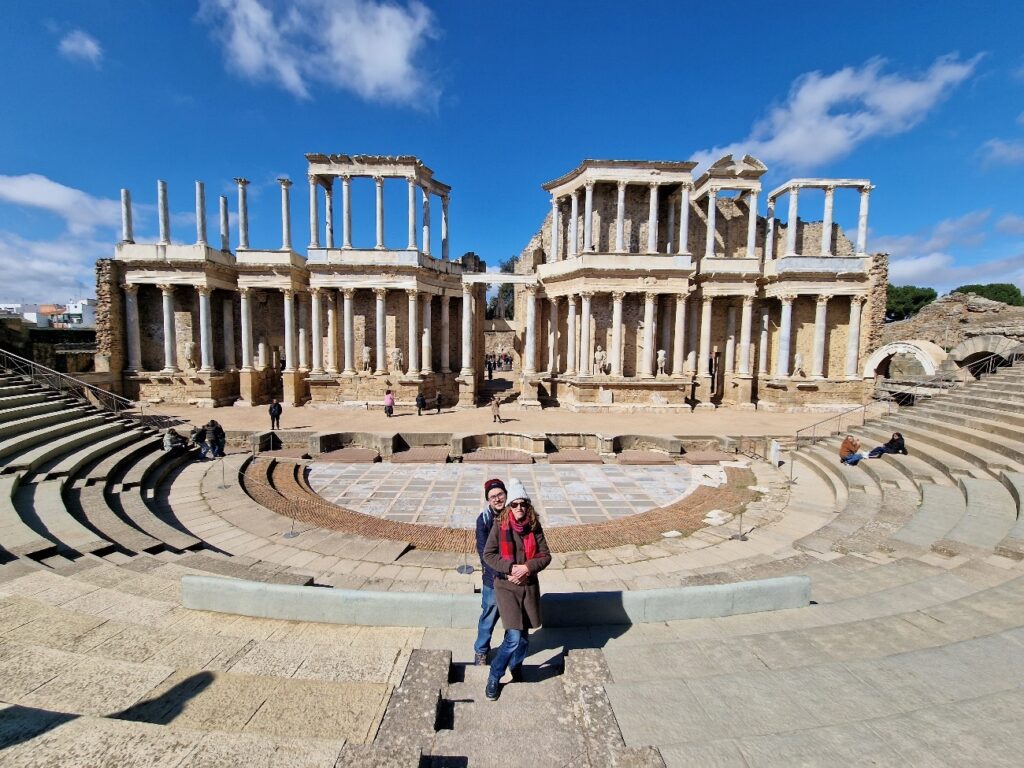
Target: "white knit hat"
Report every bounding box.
[505,478,530,504]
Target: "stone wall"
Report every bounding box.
[94,258,125,383]
[881,292,1024,351]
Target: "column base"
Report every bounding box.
[694,402,716,410]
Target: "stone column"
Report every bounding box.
[583,182,594,252]
[671,292,687,377]
[776,295,796,377]
[297,291,309,371]
[641,292,657,378]
[647,183,659,253]
[124,284,141,372]
[523,285,538,375]
[856,185,872,255]
[199,294,220,377]
[566,294,577,376]
[615,181,626,252]
[235,178,249,249]
[407,178,417,250]
[222,296,236,370]
[159,284,177,371]
[421,293,432,374]
[547,296,559,373]
[441,194,450,260]
[120,189,134,243]
[406,290,420,374]
[308,175,320,249]
[219,195,229,251]
[440,294,451,372]
[745,190,759,259]
[724,304,736,375]
[278,178,292,251]
[686,300,699,373]
[157,180,170,245]
[240,288,253,370]
[785,186,800,256]
[310,288,323,373]
[375,288,388,374]
[258,337,268,370]
[678,183,692,255]
[343,288,356,375]
[325,178,335,248]
[667,196,676,254]
[738,296,753,376]
[325,290,339,374]
[578,292,593,376]
[821,185,835,255]
[341,175,352,248]
[698,295,713,379]
[704,189,717,259]
[764,198,776,260]
[194,182,207,245]
[659,296,672,364]
[375,176,385,249]
[611,291,625,377]
[569,191,579,257]
[758,306,770,375]
[421,187,431,256]
[282,289,296,371]
[846,295,865,378]
[460,284,473,376]
[812,294,831,378]
[549,196,560,262]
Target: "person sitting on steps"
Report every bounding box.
[868,432,908,459]
[839,434,864,466]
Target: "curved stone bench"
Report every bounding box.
[180,573,811,628]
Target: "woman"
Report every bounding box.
[482,478,551,701]
[869,432,908,459]
[383,390,395,418]
[839,434,864,466]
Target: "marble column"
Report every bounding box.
[240,288,253,371]
[282,289,296,372]
[566,294,578,376]
[765,198,776,260]
[846,295,865,378]
[758,306,770,376]
[222,296,236,370]
[667,197,676,254]
[738,296,753,376]
[460,284,473,376]
[120,189,134,243]
[745,190,759,259]
[219,195,229,251]
[407,178,417,250]
[341,175,352,248]
[611,291,625,377]
[157,180,170,245]
[258,337,268,370]
[523,285,537,375]
[278,178,292,251]
[421,186,431,256]
[440,294,451,372]
[406,290,420,374]
[547,296,559,373]
[698,295,713,379]
[647,183,659,253]
[615,181,626,252]
[193,294,212,372]
[343,288,356,375]
[124,284,141,372]
[578,292,593,376]
[812,294,831,378]
[297,291,309,371]
[375,288,388,374]
[235,178,249,249]
[678,183,692,255]
[324,178,335,248]
[821,185,835,255]
[160,284,177,371]
[325,290,339,373]
[659,296,672,365]
[704,189,717,259]
[441,195,450,260]
[375,176,385,249]
[308,175,320,249]
[569,191,579,257]
[785,186,800,256]
[686,300,699,373]
[641,293,656,379]
[671,292,687,377]
[856,185,872,255]
[421,293,432,374]
[195,181,207,245]
[583,182,594,252]
[549,196,560,262]
[724,304,736,375]
[310,288,324,374]
[776,295,795,377]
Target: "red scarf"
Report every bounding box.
[500,515,537,563]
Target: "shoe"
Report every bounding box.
[474,651,488,666]
[485,676,500,700]
[510,665,523,683]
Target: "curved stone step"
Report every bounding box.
[858,425,953,487]
[0,398,66,425]
[0,405,94,441]
[891,413,1024,474]
[34,427,146,482]
[69,485,163,554]
[872,419,999,480]
[12,480,109,555]
[890,483,965,550]
[80,435,162,485]
[0,391,53,413]
[932,478,1018,555]
[0,474,59,558]
[2,420,125,475]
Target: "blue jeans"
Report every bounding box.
[841,452,864,466]
[474,585,499,656]
[489,628,529,682]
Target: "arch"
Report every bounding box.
[862,340,947,379]
[948,334,1023,362]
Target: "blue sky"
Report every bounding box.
[1,0,1023,302]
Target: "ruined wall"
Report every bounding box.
[880,292,1024,350]
[93,258,124,378]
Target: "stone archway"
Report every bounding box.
[948,334,1023,362]
[862,340,948,379]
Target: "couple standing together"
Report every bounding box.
[474,477,551,701]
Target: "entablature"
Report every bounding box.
[115,242,235,268]
[305,153,450,196]
[542,159,696,198]
[537,253,694,280]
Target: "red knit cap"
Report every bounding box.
[483,478,506,499]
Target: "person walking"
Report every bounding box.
[383,390,395,417]
[415,392,427,416]
[491,397,501,424]
[268,399,282,430]
[434,392,442,414]
[482,478,551,700]
[474,478,507,665]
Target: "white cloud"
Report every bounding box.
[888,251,1024,292]
[997,213,1024,236]
[874,210,990,259]
[198,0,439,107]
[979,138,1024,166]
[0,174,120,236]
[0,231,104,303]
[58,29,103,67]
[693,54,981,173]
[1017,112,1024,127]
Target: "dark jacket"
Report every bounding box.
[483,519,551,631]
[475,505,500,588]
[268,402,283,417]
[883,436,908,454]
[415,394,427,409]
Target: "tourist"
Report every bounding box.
[383,390,395,417]
[487,359,493,380]
[162,428,185,452]
[491,397,501,424]
[416,392,427,416]
[839,434,864,466]
[868,432,908,459]
[434,392,442,414]
[482,478,551,700]
[474,478,507,665]
[207,420,226,457]
[268,399,282,430]
[189,425,210,460]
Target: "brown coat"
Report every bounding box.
[839,436,860,460]
[483,520,552,631]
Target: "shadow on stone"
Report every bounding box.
[112,670,215,725]
[0,704,77,750]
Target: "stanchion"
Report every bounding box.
[730,509,748,541]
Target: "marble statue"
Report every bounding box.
[657,349,667,376]
[594,345,607,375]
[362,345,372,372]
[389,347,403,372]
[184,341,197,370]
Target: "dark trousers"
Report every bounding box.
[270,416,280,430]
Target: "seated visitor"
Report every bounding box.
[868,432,908,459]
[839,434,864,466]
[162,428,185,452]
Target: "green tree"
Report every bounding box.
[486,255,519,319]
[886,284,937,321]
[951,283,1024,306]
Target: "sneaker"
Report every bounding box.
[485,676,500,701]
[510,665,523,683]
[474,651,488,666]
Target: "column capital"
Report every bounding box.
[702,294,714,305]
[566,293,577,305]
[548,294,559,305]
[580,290,594,299]
[584,180,595,190]
[648,181,659,190]
[340,173,351,183]
[282,288,293,299]
[525,284,538,295]
[238,286,251,297]
[373,175,384,185]
[850,294,867,305]
[406,288,419,299]
[374,287,389,299]
[342,287,356,299]
[307,173,319,185]
[789,182,803,191]
[233,177,249,187]
[708,187,718,199]
[123,283,138,295]
[197,286,212,298]
[780,293,798,303]
[861,183,875,193]
[612,290,626,302]
[817,293,833,305]
[645,291,659,303]
[441,192,450,204]
[158,283,175,295]
[742,295,754,307]
[680,181,694,191]
[462,283,473,296]
[310,286,322,297]
[617,180,627,191]
[276,177,292,189]
[824,184,836,194]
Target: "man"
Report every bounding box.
[269,399,282,430]
[434,392,442,414]
[474,478,506,665]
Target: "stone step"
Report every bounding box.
[0,391,53,413]
[918,398,1024,430]
[858,425,954,487]
[890,483,964,550]
[901,404,1024,454]
[0,398,67,425]
[0,404,95,442]
[12,479,111,555]
[33,427,146,482]
[933,478,1018,555]
[891,412,1024,472]
[80,435,162,485]
[870,418,1000,480]
[0,473,58,558]
[68,484,164,554]
[1,420,126,476]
